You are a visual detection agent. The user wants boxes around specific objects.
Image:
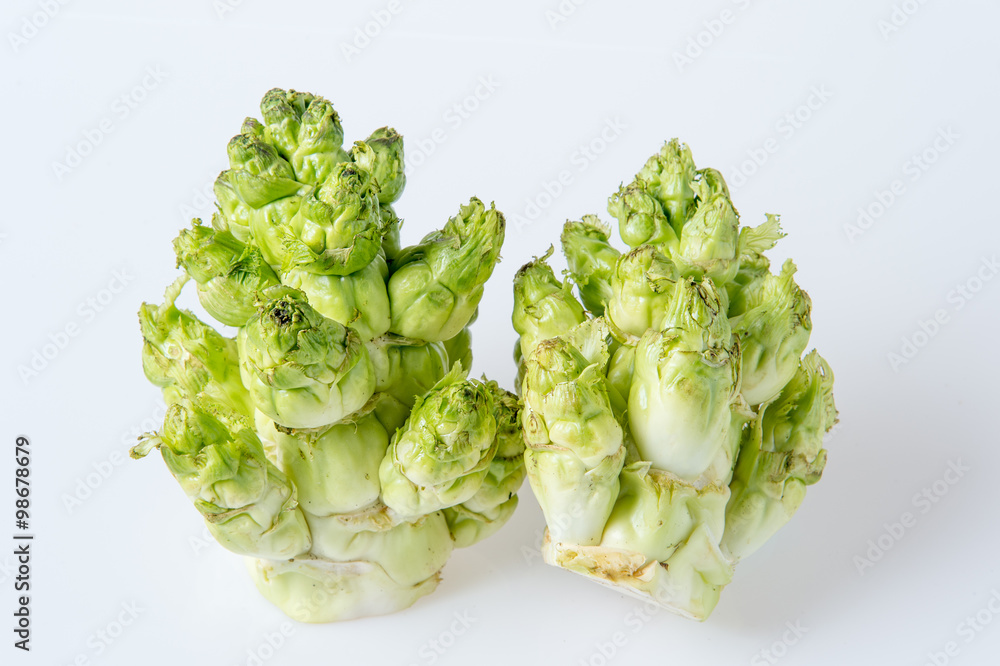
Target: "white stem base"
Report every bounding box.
[246,556,440,623]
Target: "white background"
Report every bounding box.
[3,1,999,664]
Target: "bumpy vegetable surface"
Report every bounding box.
[133,88,523,622]
[514,140,837,620]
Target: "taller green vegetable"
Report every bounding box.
[514,139,837,621]
[133,88,524,623]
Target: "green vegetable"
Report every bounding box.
[131,399,311,561]
[379,204,403,263]
[237,285,376,430]
[265,412,389,516]
[173,217,281,327]
[363,127,406,204]
[281,253,391,341]
[379,367,499,519]
[135,88,523,622]
[721,351,836,561]
[138,277,252,417]
[444,381,525,548]
[521,320,626,546]
[729,259,812,406]
[561,216,621,316]
[442,325,473,376]
[632,137,697,231]
[605,244,678,340]
[376,341,450,410]
[514,140,837,620]
[511,248,587,360]
[627,278,741,482]
[608,180,679,250]
[258,88,349,185]
[387,197,505,342]
[214,127,306,245]
[279,156,384,276]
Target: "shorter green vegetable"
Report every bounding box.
[513,139,837,621]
